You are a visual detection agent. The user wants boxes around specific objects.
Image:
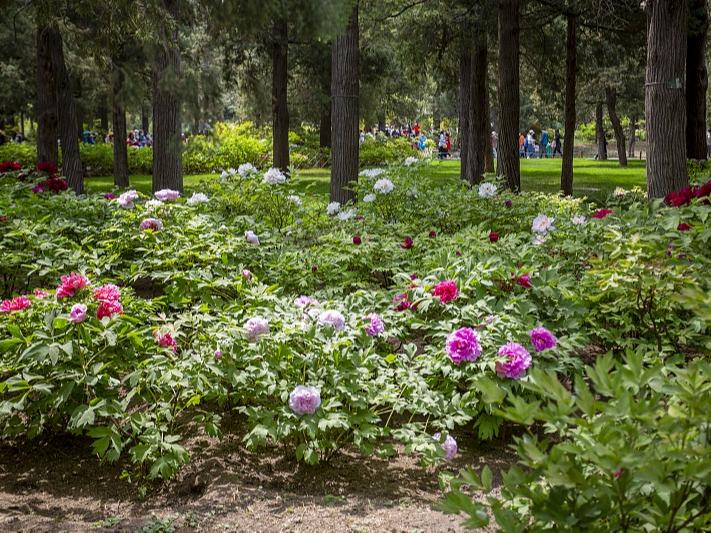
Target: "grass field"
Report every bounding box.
[86,158,647,202]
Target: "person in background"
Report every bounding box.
[445,131,452,155]
[519,132,525,157]
[417,132,427,151]
[438,130,446,160]
[540,128,549,158]
[526,130,535,159]
[553,129,563,157]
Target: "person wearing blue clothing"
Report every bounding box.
[417,133,427,151]
[540,128,549,158]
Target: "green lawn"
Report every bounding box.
[86,158,646,202]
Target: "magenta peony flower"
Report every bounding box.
[139,218,163,231]
[352,234,362,245]
[434,433,458,461]
[33,289,49,299]
[445,327,482,365]
[154,189,180,202]
[489,231,500,243]
[592,208,613,219]
[364,313,385,336]
[154,330,177,352]
[96,300,123,320]
[288,385,321,415]
[93,284,121,302]
[529,326,557,352]
[433,280,458,304]
[401,236,413,249]
[516,274,532,288]
[103,192,117,200]
[496,342,532,379]
[244,316,269,342]
[318,310,346,331]
[56,272,89,299]
[68,303,87,324]
[0,295,31,313]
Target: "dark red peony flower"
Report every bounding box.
[36,161,58,175]
[489,231,500,243]
[429,230,437,238]
[311,264,318,273]
[504,199,513,208]
[401,236,413,249]
[0,215,7,223]
[695,180,711,199]
[352,235,362,245]
[45,177,69,193]
[455,250,462,257]
[592,208,613,219]
[0,161,22,173]
[393,293,412,311]
[677,222,692,232]
[103,192,117,200]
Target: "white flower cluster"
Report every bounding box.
[263,167,287,185]
[373,178,394,194]
[238,163,257,178]
[336,208,356,221]
[288,195,302,207]
[571,214,586,226]
[363,193,376,203]
[245,230,259,245]
[478,182,497,199]
[531,213,555,245]
[326,201,341,216]
[359,168,385,178]
[403,156,418,166]
[187,192,209,205]
[220,168,238,180]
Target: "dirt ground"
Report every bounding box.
[0,416,511,533]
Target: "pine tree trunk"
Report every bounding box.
[36,22,58,165]
[272,18,289,171]
[686,0,708,160]
[459,24,472,182]
[467,26,488,185]
[560,14,577,196]
[141,105,150,134]
[98,97,109,131]
[319,104,331,148]
[48,24,83,193]
[152,0,183,192]
[330,4,359,204]
[111,60,129,187]
[645,0,688,198]
[497,0,521,191]
[595,102,607,160]
[628,114,637,157]
[605,87,627,167]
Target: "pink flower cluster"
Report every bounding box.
[496,342,532,379]
[288,385,321,415]
[56,273,89,299]
[139,218,163,231]
[364,313,385,336]
[94,283,123,320]
[154,189,181,202]
[433,280,458,304]
[445,327,482,365]
[154,330,178,352]
[0,295,31,313]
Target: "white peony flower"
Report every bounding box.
[336,208,356,221]
[403,156,418,166]
[373,178,394,194]
[244,316,269,342]
[571,215,587,226]
[220,170,229,180]
[532,234,548,246]
[187,192,209,205]
[245,230,260,245]
[531,214,555,234]
[263,167,286,185]
[326,201,341,216]
[288,195,302,207]
[228,167,237,176]
[145,199,164,210]
[613,187,628,197]
[478,182,497,198]
[238,163,257,177]
[363,193,376,203]
[359,168,385,178]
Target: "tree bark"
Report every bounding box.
[497,0,520,191]
[467,25,488,185]
[627,114,637,157]
[605,87,627,167]
[272,17,289,171]
[645,0,688,198]
[319,104,331,148]
[98,97,109,131]
[560,14,577,196]
[36,22,58,166]
[152,0,183,192]
[330,4,359,204]
[141,105,150,134]
[48,24,83,193]
[111,60,129,187]
[595,101,607,160]
[686,0,708,160]
[458,24,472,181]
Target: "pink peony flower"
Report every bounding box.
[516,274,532,289]
[33,289,50,299]
[445,327,482,365]
[154,330,177,352]
[245,316,269,342]
[434,433,458,461]
[364,313,385,336]
[433,280,459,304]
[96,300,123,320]
[93,284,121,302]
[214,349,223,360]
[294,295,319,308]
[139,218,163,231]
[288,385,321,415]
[529,326,557,352]
[401,236,413,249]
[56,273,89,299]
[489,231,500,243]
[154,189,180,202]
[0,295,31,313]
[241,269,252,279]
[318,310,346,331]
[592,208,613,219]
[68,304,87,323]
[496,342,532,379]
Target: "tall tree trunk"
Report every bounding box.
[560,14,577,196]
[645,0,688,198]
[48,24,83,193]
[459,24,472,181]
[467,25,488,185]
[595,101,607,160]
[152,0,183,192]
[36,22,58,165]
[272,17,289,171]
[111,60,129,187]
[319,104,331,148]
[497,0,521,191]
[141,105,150,134]
[686,0,708,160]
[605,87,627,167]
[20,111,25,138]
[98,97,109,131]
[627,114,637,157]
[484,84,495,174]
[330,4,359,204]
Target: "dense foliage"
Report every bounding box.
[0,160,709,518]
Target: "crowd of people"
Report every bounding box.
[359,121,455,158]
[103,129,153,147]
[518,128,563,158]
